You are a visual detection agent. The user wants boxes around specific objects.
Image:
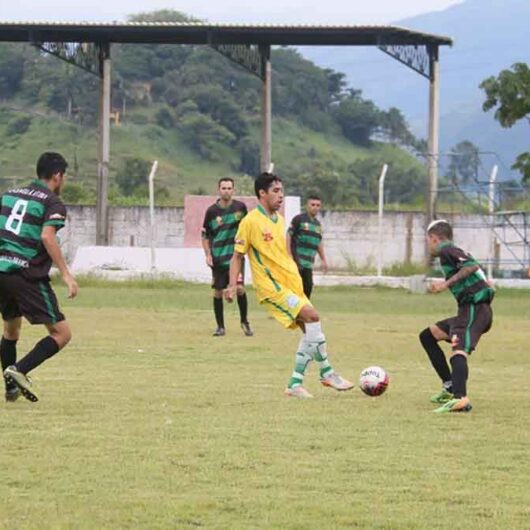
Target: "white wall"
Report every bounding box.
[63,205,526,271]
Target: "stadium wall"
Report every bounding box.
[63,206,524,272]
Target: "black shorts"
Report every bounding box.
[436,302,493,354]
[0,272,65,325]
[211,263,245,290]
[298,267,313,299]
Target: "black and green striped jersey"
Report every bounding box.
[438,241,494,305]
[201,199,247,269]
[0,179,67,280]
[288,212,322,270]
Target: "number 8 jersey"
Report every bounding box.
[0,179,66,280]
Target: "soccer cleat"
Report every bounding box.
[433,397,472,414]
[320,373,354,391]
[430,388,454,404]
[212,327,226,337]
[5,386,20,402]
[240,321,254,337]
[3,366,38,402]
[284,385,313,399]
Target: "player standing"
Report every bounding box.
[0,152,78,402]
[420,219,494,413]
[287,195,328,298]
[225,172,352,398]
[201,178,253,337]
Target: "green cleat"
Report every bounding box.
[433,397,472,414]
[3,366,38,402]
[430,388,454,404]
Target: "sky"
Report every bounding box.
[1,0,463,25]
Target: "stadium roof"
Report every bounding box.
[0,21,452,46]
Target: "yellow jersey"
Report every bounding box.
[234,204,304,301]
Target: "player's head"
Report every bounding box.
[218,177,234,202]
[36,152,68,195]
[255,172,283,212]
[306,195,322,217]
[426,219,453,256]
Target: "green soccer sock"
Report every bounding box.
[287,350,313,388]
[314,343,334,379]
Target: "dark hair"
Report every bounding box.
[427,219,453,240]
[254,172,282,198]
[36,152,68,180]
[218,177,234,187]
[307,195,321,202]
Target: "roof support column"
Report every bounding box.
[425,44,440,262]
[426,44,440,226]
[97,42,111,246]
[260,45,272,173]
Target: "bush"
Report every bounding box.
[6,116,32,136]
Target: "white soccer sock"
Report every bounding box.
[303,322,333,376]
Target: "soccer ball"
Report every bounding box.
[359,366,389,397]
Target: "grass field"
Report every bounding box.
[1,281,529,529]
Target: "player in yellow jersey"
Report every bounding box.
[224,172,353,398]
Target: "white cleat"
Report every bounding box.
[284,385,314,399]
[320,372,354,391]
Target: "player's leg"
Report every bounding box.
[211,268,226,336]
[434,303,492,414]
[299,267,313,299]
[1,317,21,401]
[3,277,69,402]
[419,320,454,402]
[296,304,353,392]
[236,263,253,336]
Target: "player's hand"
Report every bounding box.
[429,280,447,294]
[322,261,328,274]
[224,285,236,303]
[63,273,79,299]
[205,255,213,268]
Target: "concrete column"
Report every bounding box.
[425,45,440,263]
[260,45,272,173]
[97,42,111,245]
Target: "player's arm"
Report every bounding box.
[201,236,213,268]
[225,251,244,303]
[41,226,78,299]
[286,232,293,258]
[286,215,298,260]
[430,247,479,293]
[317,242,328,273]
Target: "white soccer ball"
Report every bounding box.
[359,366,389,397]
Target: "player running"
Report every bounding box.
[419,219,494,413]
[0,152,78,402]
[225,172,353,398]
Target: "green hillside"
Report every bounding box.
[0,10,426,207]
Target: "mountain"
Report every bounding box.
[301,0,530,180]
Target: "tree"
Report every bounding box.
[447,141,480,185]
[481,63,530,182]
[115,157,151,196]
[333,97,381,146]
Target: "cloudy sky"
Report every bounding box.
[2,0,462,25]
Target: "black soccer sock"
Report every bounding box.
[213,297,224,329]
[419,328,452,387]
[237,293,249,323]
[16,336,60,375]
[450,354,468,399]
[1,337,18,390]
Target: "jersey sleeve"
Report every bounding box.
[440,245,475,270]
[288,214,300,236]
[43,197,67,230]
[234,216,251,255]
[201,208,211,239]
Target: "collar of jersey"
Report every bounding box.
[437,240,454,251]
[31,179,49,189]
[257,204,278,223]
[216,199,232,210]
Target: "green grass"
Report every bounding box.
[0,283,529,529]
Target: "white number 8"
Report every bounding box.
[5,199,29,236]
